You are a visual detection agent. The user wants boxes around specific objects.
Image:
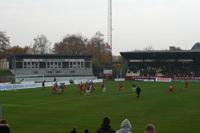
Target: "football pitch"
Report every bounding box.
[0,80,200,133]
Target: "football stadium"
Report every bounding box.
[1,1,200,133]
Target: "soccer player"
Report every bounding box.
[184,78,189,88]
[85,84,92,95]
[132,83,137,92]
[84,81,88,93]
[91,82,95,93]
[118,82,124,91]
[51,84,56,94]
[42,80,45,89]
[79,82,83,94]
[61,83,65,93]
[101,81,106,92]
[168,84,174,93]
[136,86,141,98]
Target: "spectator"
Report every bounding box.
[0,119,10,133]
[116,119,132,133]
[144,124,156,133]
[97,117,115,133]
[70,128,78,133]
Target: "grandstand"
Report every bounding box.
[7,54,94,82]
[120,50,200,81]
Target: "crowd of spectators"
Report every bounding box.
[128,62,200,77]
[0,117,156,133]
[69,117,156,133]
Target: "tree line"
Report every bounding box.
[0,31,124,77]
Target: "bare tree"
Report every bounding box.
[32,34,50,54]
[86,32,112,76]
[0,31,10,52]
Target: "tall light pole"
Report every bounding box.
[108,0,112,65]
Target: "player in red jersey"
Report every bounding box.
[168,84,174,92]
[61,83,65,93]
[78,82,83,94]
[84,82,88,93]
[184,78,189,88]
[91,82,95,93]
[51,84,56,94]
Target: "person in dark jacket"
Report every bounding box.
[0,119,10,133]
[42,80,45,89]
[97,117,115,133]
[136,86,141,98]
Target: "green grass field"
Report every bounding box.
[0,80,200,133]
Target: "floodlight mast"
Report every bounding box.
[108,0,112,62]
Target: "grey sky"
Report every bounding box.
[0,0,200,55]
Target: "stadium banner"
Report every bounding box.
[0,79,102,91]
[0,83,36,91]
[115,78,125,82]
[173,77,200,81]
[156,77,172,82]
[143,79,155,82]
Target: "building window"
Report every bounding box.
[27,62,31,68]
[73,62,77,68]
[69,62,73,68]
[85,62,91,68]
[47,62,62,69]
[16,62,23,68]
[47,62,50,68]
[23,62,27,68]
[77,62,80,68]
[81,62,84,68]
[50,62,54,68]
[32,62,39,68]
[63,62,69,68]
[58,62,62,68]
[39,62,46,68]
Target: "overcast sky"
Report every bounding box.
[0,0,200,55]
